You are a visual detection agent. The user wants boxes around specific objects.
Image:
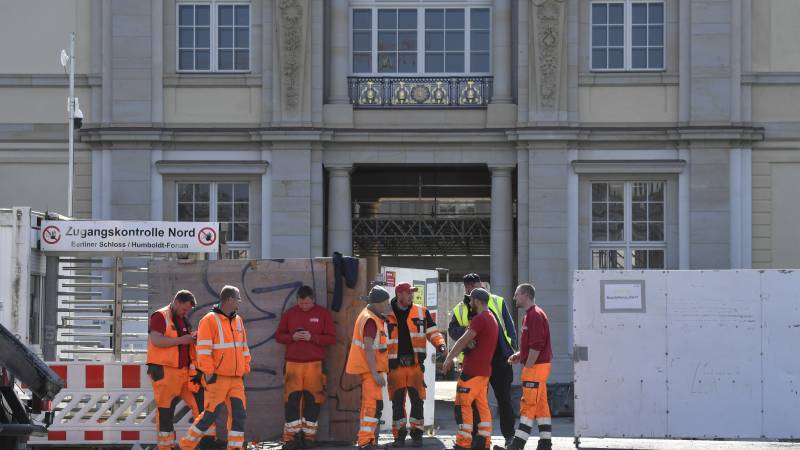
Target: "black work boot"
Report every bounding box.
[535,439,552,450]
[470,436,486,450]
[392,428,408,447]
[409,428,423,447]
[360,442,388,450]
[283,439,302,450]
[494,437,526,450]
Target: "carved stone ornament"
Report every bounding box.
[531,0,565,110]
[279,0,306,110]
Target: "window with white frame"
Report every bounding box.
[590,181,666,269]
[590,1,663,71]
[178,2,250,72]
[177,182,251,258]
[352,7,491,74]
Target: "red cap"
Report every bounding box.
[395,282,418,294]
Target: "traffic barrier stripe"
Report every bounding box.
[28,362,195,446]
[47,364,143,390]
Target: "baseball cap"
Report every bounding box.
[367,285,390,304]
[469,288,490,302]
[395,282,418,295]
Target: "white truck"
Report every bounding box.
[0,207,65,447]
[0,207,55,355]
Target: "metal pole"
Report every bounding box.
[113,256,123,361]
[43,256,60,361]
[67,32,75,217]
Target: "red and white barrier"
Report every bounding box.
[28,362,194,446]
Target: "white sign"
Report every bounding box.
[40,220,219,253]
[601,280,644,311]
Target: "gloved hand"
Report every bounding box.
[188,369,203,393]
[436,345,447,361]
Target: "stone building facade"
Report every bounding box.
[2,0,799,382]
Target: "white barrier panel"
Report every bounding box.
[28,363,193,446]
[573,270,800,440]
[381,267,440,431]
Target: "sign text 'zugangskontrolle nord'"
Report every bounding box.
[40,221,219,253]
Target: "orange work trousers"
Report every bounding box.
[388,365,425,438]
[181,375,247,450]
[357,372,385,447]
[512,363,552,447]
[283,360,326,443]
[149,365,202,450]
[454,374,491,449]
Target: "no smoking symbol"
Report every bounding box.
[43,225,61,244]
[198,227,217,246]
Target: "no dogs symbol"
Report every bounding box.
[43,225,61,244]
[198,227,217,246]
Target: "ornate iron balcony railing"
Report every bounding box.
[348,76,493,108]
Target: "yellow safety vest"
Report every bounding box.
[452,294,513,361]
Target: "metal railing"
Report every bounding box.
[348,76,493,108]
[352,215,490,256]
[53,257,150,361]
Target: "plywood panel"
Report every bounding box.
[323,259,365,442]
[148,258,364,442]
[761,270,800,439]
[666,270,762,438]
[573,271,668,438]
[574,270,800,439]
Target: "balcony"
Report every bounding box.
[347,76,493,108]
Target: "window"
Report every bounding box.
[178,2,250,72]
[591,1,663,71]
[177,182,250,258]
[378,9,417,73]
[352,7,491,74]
[591,181,666,269]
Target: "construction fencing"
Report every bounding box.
[573,269,800,440]
[28,362,193,446]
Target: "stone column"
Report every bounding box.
[491,0,512,103]
[324,0,355,126]
[329,0,349,103]
[327,165,353,255]
[489,165,515,304]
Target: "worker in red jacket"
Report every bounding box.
[276,285,337,449]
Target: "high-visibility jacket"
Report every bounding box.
[195,309,251,377]
[452,294,516,362]
[147,305,197,369]
[386,303,445,365]
[345,308,389,375]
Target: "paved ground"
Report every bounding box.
[248,382,800,450]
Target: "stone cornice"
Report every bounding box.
[508,125,765,145]
[79,127,332,144]
[0,74,100,87]
[572,159,687,174]
[155,160,268,175]
[73,125,765,146]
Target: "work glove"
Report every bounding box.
[188,369,203,393]
[435,345,447,362]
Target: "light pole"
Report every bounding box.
[60,32,76,217]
